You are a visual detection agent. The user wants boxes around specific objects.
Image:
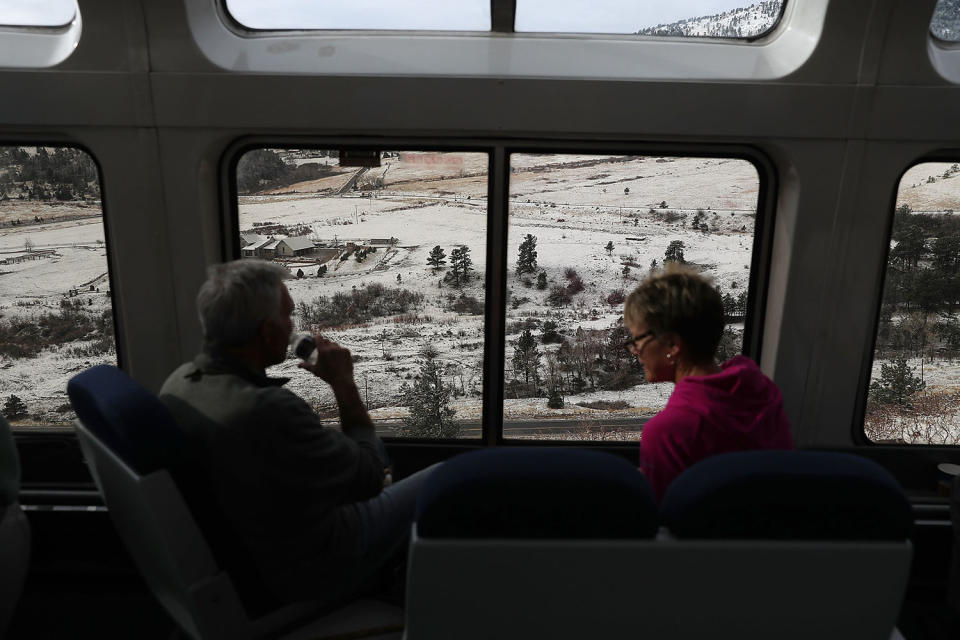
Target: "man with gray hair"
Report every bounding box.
[160,259,431,605]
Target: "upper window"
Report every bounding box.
[225,0,491,31]
[0,0,75,28]
[931,0,960,42]
[503,153,761,440]
[517,0,784,38]
[0,146,114,429]
[0,0,81,68]
[234,148,488,439]
[865,162,960,445]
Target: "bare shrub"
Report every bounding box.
[547,285,573,307]
[567,275,585,295]
[606,289,626,306]
[864,388,960,445]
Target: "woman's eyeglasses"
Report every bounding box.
[623,331,654,355]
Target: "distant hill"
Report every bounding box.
[636,1,783,39]
[932,0,960,41]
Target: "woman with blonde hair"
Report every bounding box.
[624,264,793,500]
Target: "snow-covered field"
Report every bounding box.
[237,152,758,438]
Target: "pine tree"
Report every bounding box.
[870,358,926,406]
[400,348,459,437]
[512,328,542,396]
[3,395,27,420]
[664,240,685,264]
[450,246,473,287]
[516,234,538,276]
[427,245,447,271]
[536,271,548,290]
[547,386,564,409]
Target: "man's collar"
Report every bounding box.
[190,348,290,387]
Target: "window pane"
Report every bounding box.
[505,153,759,441]
[0,0,75,28]
[236,148,487,439]
[225,0,490,31]
[0,146,112,429]
[516,0,783,38]
[865,162,960,445]
[932,0,960,41]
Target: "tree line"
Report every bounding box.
[0,146,100,201]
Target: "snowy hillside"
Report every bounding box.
[636,1,782,39]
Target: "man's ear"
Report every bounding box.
[254,317,273,346]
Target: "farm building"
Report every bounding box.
[276,237,316,257]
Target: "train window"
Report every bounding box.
[0,146,112,430]
[516,0,784,38]
[931,0,960,41]
[865,162,960,446]
[234,148,488,439]
[0,0,81,68]
[0,0,75,28]
[503,153,759,441]
[224,0,490,31]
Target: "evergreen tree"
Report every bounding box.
[450,246,473,287]
[536,271,548,290]
[870,358,925,407]
[516,234,538,276]
[605,241,614,255]
[547,386,564,409]
[541,320,562,343]
[427,245,447,271]
[512,328,542,395]
[622,264,631,278]
[664,240,685,264]
[399,348,459,437]
[3,394,27,420]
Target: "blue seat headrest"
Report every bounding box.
[67,365,186,474]
[416,447,658,539]
[660,450,912,540]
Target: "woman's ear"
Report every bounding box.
[666,334,684,359]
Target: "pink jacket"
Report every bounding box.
[639,355,794,501]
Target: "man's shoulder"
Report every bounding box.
[160,358,314,424]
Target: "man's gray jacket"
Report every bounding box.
[159,350,384,601]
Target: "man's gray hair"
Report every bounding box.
[196,260,290,350]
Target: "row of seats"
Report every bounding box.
[67,365,914,640]
[407,447,913,640]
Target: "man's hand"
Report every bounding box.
[298,335,354,388]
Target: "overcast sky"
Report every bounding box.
[0,0,75,27]
[0,1,770,32]
[224,0,772,32]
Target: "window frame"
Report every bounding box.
[0,139,121,436]
[184,0,825,81]
[855,153,960,449]
[223,137,777,447]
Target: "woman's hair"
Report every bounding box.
[624,263,725,363]
[196,260,290,350]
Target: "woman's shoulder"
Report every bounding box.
[645,401,703,437]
